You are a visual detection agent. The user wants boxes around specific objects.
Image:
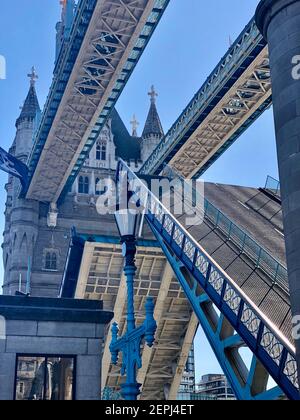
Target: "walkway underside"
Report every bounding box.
[139,19,271,179]
[26,0,169,203]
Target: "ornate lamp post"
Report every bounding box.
[110,168,157,401]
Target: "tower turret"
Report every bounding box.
[14,67,40,162]
[2,70,40,295]
[141,86,164,162]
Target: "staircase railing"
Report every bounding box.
[265,175,281,199]
[118,159,299,400]
[168,171,289,293]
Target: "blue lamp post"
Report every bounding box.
[110,185,157,400]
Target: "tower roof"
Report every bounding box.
[142,86,164,139]
[16,67,40,126]
[110,109,141,161]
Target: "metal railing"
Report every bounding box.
[265,175,281,199]
[118,159,299,400]
[204,200,288,293]
[168,168,289,294]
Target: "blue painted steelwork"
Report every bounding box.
[153,228,284,400]
[110,257,157,400]
[26,0,170,200]
[139,19,269,177]
[118,159,300,400]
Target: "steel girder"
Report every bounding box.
[152,226,284,400]
[139,18,271,178]
[26,0,170,203]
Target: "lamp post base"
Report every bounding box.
[121,382,142,401]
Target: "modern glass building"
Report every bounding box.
[196,374,236,400]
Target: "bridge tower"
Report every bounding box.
[256,0,300,383]
[2,69,41,295]
[141,86,164,162]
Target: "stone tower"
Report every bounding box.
[2,69,41,295]
[141,86,164,162]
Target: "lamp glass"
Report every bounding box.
[115,209,138,238]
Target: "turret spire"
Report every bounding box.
[16,68,40,127]
[142,85,164,139]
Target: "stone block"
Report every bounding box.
[76,355,101,377]
[37,321,96,339]
[0,353,16,376]
[6,336,88,355]
[0,374,15,401]
[6,320,38,337]
[87,339,102,355]
[76,375,101,401]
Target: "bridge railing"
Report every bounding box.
[118,159,299,400]
[165,167,289,294]
[205,200,288,291]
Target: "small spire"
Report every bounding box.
[142,85,164,139]
[16,69,40,126]
[27,66,38,87]
[130,115,139,137]
[229,35,233,47]
[148,85,158,104]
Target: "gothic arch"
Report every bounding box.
[20,233,28,251]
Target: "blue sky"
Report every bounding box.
[0,0,279,382]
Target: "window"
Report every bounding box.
[78,176,89,194]
[15,356,75,401]
[96,142,106,161]
[45,251,58,271]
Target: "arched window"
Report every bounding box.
[45,251,58,271]
[96,142,106,161]
[78,176,89,194]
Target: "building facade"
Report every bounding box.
[196,374,236,400]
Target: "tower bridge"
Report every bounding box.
[2,0,300,400]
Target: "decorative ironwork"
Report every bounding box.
[241,305,261,339]
[284,353,299,389]
[208,269,224,295]
[173,227,184,247]
[195,254,209,277]
[261,327,284,366]
[163,216,174,235]
[224,284,241,315]
[184,239,195,261]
